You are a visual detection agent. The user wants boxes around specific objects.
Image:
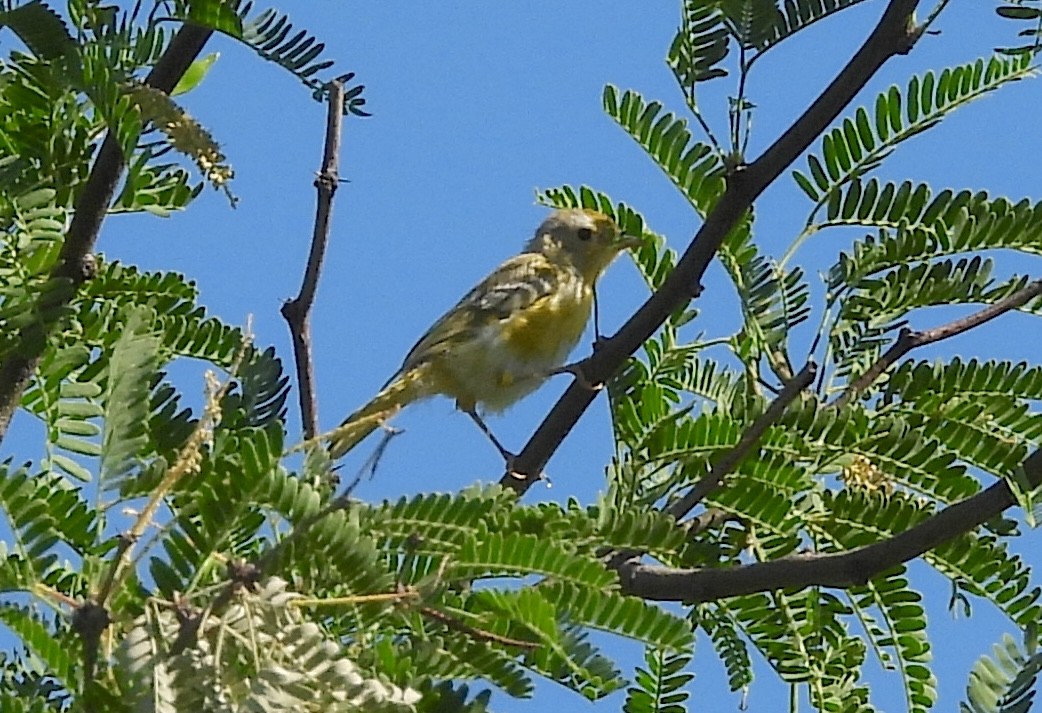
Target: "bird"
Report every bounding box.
[326,208,641,460]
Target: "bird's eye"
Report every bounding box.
[577,227,593,241]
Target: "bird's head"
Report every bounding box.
[525,208,641,282]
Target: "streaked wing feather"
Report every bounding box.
[397,253,559,372]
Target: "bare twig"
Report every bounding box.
[833,278,1042,409]
[343,425,403,493]
[290,590,421,607]
[501,0,922,493]
[420,605,540,650]
[0,24,214,442]
[282,82,346,439]
[686,507,738,535]
[666,361,817,521]
[619,449,1042,602]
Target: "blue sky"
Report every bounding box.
[7,1,1042,710]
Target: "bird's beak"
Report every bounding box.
[616,233,643,251]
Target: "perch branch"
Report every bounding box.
[501,0,922,493]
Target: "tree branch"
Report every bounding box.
[0,24,214,441]
[501,0,922,493]
[282,82,345,439]
[833,278,1042,408]
[665,361,817,521]
[619,450,1042,602]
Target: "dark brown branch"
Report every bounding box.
[501,0,921,493]
[834,278,1042,409]
[666,361,817,521]
[71,600,110,686]
[282,82,345,438]
[0,24,214,441]
[620,449,1042,602]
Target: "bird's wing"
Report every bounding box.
[396,252,560,373]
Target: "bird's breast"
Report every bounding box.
[499,280,592,363]
[429,277,592,413]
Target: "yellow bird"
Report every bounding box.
[327,208,640,459]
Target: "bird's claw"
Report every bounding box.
[503,458,553,489]
[548,360,603,392]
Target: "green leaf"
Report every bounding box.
[696,605,753,691]
[101,307,161,488]
[996,5,1042,19]
[719,226,809,378]
[962,632,1042,713]
[543,582,694,651]
[762,0,868,53]
[454,534,615,589]
[603,87,725,215]
[186,2,243,36]
[798,55,1037,220]
[0,1,76,60]
[668,1,731,91]
[848,569,936,712]
[172,52,220,96]
[0,606,74,686]
[827,190,1042,293]
[624,646,695,713]
[720,0,782,51]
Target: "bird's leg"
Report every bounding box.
[592,286,602,343]
[463,407,517,464]
[461,406,551,485]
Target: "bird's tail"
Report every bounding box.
[326,366,429,458]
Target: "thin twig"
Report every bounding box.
[501,0,922,494]
[918,0,953,36]
[420,605,540,650]
[731,43,750,153]
[343,425,403,494]
[0,24,214,442]
[833,278,1042,409]
[290,590,421,608]
[666,361,817,521]
[282,82,345,439]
